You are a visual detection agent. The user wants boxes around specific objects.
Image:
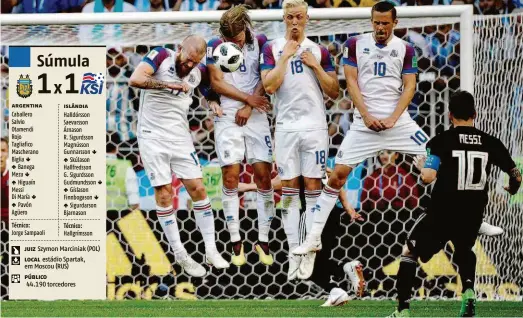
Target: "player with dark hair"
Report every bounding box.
[294,0,426,275]
[206,5,275,267]
[388,90,522,317]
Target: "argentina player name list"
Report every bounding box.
[8,46,107,300]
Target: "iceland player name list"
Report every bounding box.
[8,46,106,300]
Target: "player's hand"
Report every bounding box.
[413,155,427,172]
[168,82,190,93]
[246,95,272,113]
[380,116,397,130]
[209,101,223,118]
[282,40,300,59]
[362,114,385,132]
[300,50,319,70]
[235,105,252,127]
[345,205,364,223]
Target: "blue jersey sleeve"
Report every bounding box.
[260,42,275,71]
[206,37,223,65]
[142,47,170,73]
[342,36,358,67]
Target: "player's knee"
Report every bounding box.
[191,184,207,200]
[155,185,173,206]
[222,172,239,189]
[256,172,272,189]
[328,172,346,190]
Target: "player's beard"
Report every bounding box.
[175,56,192,78]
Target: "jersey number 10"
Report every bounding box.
[452,150,488,191]
[374,62,386,77]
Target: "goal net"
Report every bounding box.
[1,7,522,302]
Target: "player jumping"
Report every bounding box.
[293,0,427,262]
[388,90,521,317]
[129,35,229,277]
[206,5,275,267]
[260,0,340,280]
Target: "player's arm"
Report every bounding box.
[129,48,186,91]
[492,138,522,195]
[381,45,418,129]
[207,64,270,112]
[300,46,339,99]
[339,188,364,222]
[342,37,384,132]
[196,63,224,117]
[261,40,299,94]
[418,137,442,184]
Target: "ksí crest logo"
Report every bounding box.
[80,72,104,94]
[16,74,32,98]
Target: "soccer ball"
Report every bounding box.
[212,42,244,73]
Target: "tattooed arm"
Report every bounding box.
[129,62,187,91]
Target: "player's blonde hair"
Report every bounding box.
[282,0,308,12]
[220,5,254,44]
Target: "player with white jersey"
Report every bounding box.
[260,0,340,281]
[129,35,229,277]
[206,5,275,267]
[293,1,428,259]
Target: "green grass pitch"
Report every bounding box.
[2,300,523,317]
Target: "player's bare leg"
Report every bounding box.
[297,177,322,279]
[181,178,229,269]
[154,184,207,277]
[220,164,244,266]
[281,177,302,280]
[252,161,275,266]
[293,164,353,255]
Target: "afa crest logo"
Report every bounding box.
[16,74,32,98]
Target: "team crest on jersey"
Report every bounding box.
[224,150,230,159]
[363,48,370,54]
[168,66,175,75]
[189,74,195,83]
[247,44,254,51]
[337,151,343,158]
[149,172,155,180]
[390,49,398,57]
[147,50,159,60]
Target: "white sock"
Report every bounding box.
[257,188,275,242]
[156,205,186,258]
[281,187,300,250]
[193,198,217,253]
[222,186,241,242]
[305,189,322,235]
[310,185,340,239]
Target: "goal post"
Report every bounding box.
[2,7,523,302]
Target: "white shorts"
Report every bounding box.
[336,120,429,166]
[275,129,329,180]
[138,137,202,187]
[215,119,273,167]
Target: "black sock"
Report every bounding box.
[454,247,476,293]
[397,255,417,311]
